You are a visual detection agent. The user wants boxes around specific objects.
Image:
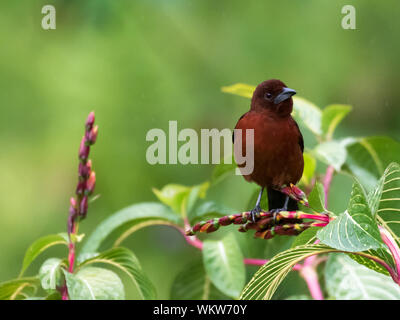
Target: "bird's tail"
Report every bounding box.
[267,187,298,211]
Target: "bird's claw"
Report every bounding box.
[269,208,285,224]
[250,205,262,223]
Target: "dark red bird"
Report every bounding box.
[233,79,304,221]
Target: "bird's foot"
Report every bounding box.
[249,205,262,223]
[269,208,286,224]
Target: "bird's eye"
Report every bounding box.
[264,92,272,100]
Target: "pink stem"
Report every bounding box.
[379,226,400,283]
[323,165,335,208]
[61,222,78,300]
[299,264,324,300]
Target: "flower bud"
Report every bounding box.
[87,125,98,145]
[79,196,88,218]
[76,181,86,195]
[78,161,91,179]
[85,171,96,195]
[79,136,90,161]
[85,112,95,130]
[70,197,77,207]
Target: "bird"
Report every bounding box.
[233,79,304,222]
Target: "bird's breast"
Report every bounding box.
[234,111,304,187]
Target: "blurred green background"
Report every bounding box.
[0,0,399,298]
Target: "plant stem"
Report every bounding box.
[323,165,335,208]
[379,226,400,283]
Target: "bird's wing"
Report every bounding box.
[232,112,248,143]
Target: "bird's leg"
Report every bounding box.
[270,195,290,223]
[250,187,263,223]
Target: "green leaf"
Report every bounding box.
[65,267,125,300]
[19,234,68,277]
[211,154,237,185]
[0,277,39,300]
[291,227,319,248]
[240,244,337,300]
[307,182,326,213]
[374,163,400,246]
[221,83,254,98]
[300,152,316,186]
[202,233,245,298]
[152,184,192,214]
[78,247,156,300]
[221,83,323,136]
[321,104,352,140]
[170,260,230,300]
[325,253,400,299]
[317,180,383,252]
[39,258,64,291]
[347,248,394,277]
[292,96,322,136]
[344,136,400,192]
[186,181,210,216]
[80,202,182,254]
[313,140,347,171]
[188,201,236,224]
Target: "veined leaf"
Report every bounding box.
[19,234,68,277]
[170,260,229,300]
[0,277,39,300]
[326,253,400,300]
[321,104,352,140]
[313,140,347,171]
[344,136,400,192]
[348,247,394,277]
[221,83,323,136]
[240,244,337,300]
[64,267,124,300]
[80,202,182,254]
[39,258,65,291]
[202,233,245,298]
[317,180,383,252]
[78,247,156,300]
[374,163,400,246]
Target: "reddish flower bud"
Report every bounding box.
[70,197,77,207]
[85,171,96,195]
[79,196,88,218]
[86,112,95,130]
[79,136,90,161]
[76,181,86,195]
[78,161,91,179]
[87,125,98,145]
[219,215,234,226]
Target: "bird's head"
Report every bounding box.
[250,79,296,116]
